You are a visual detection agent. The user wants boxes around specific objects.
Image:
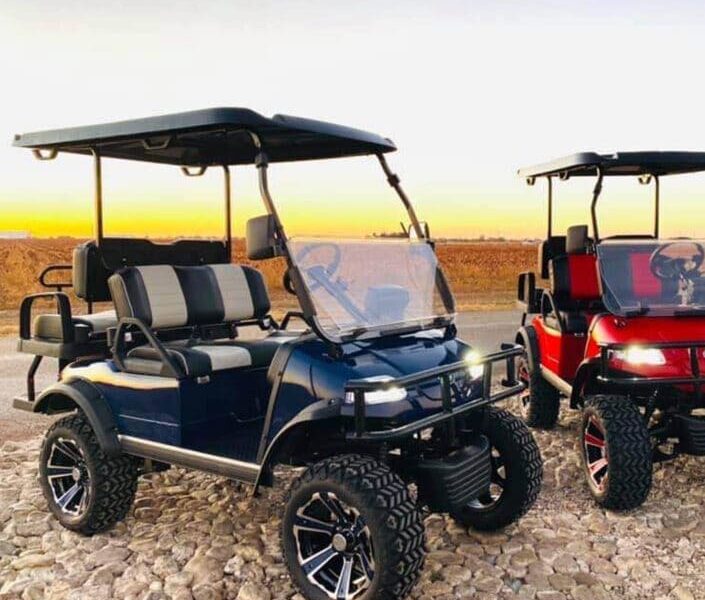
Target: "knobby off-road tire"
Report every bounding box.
[517,349,560,429]
[452,407,543,531]
[282,454,426,600]
[581,395,652,510]
[39,413,138,535]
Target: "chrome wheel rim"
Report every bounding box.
[294,491,375,600]
[46,437,90,517]
[583,415,608,492]
[468,446,506,510]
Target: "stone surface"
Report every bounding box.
[3,403,705,599]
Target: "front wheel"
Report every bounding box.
[39,413,138,535]
[282,455,426,600]
[451,408,543,531]
[580,395,652,510]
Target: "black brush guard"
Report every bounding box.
[598,341,705,455]
[344,343,525,441]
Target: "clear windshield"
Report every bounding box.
[288,238,454,339]
[597,239,705,316]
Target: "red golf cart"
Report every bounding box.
[514,151,705,509]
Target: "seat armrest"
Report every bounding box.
[20,292,73,342]
[540,290,563,332]
[39,265,73,292]
[112,317,185,378]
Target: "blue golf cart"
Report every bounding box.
[12,108,541,600]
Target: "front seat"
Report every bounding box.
[545,225,602,334]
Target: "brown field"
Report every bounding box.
[0,239,536,334]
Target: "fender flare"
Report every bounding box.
[570,357,601,408]
[34,379,121,456]
[254,398,342,493]
[515,325,540,373]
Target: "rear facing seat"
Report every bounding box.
[108,264,289,377]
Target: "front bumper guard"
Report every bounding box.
[344,343,525,441]
[598,341,705,399]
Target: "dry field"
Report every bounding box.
[0,239,536,334]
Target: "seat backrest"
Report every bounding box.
[538,236,566,279]
[108,264,270,329]
[549,225,600,307]
[73,238,230,303]
[550,254,601,307]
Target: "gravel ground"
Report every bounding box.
[1,396,704,600]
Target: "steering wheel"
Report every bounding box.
[650,241,705,281]
[295,243,343,291]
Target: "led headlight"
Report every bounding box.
[612,346,666,366]
[345,376,407,405]
[464,350,485,379]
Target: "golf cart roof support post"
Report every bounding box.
[254,151,288,243]
[376,153,425,240]
[547,176,553,238]
[654,174,660,238]
[90,148,104,246]
[590,167,604,242]
[223,165,232,257]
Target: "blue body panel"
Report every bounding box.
[75,332,477,464]
[263,333,477,448]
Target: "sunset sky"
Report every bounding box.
[3,1,705,240]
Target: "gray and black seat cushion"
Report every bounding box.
[108,264,275,377]
[124,334,295,378]
[32,310,117,343]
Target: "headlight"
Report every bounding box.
[465,350,485,379]
[612,346,666,366]
[345,376,407,405]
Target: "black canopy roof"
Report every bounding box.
[12,108,396,166]
[519,151,705,179]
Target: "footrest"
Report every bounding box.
[13,395,35,412]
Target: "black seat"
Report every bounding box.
[108,263,286,377]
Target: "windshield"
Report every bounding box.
[287,238,454,339]
[597,239,705,316]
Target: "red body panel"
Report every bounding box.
[534,312,705,384]
[532,316,587,381]
[586,315,705,380]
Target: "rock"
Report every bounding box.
[11,553,54,569]
[236,581,271,600]
[88,544,130,567]
[184,552,224,587]
[671,585,695,600]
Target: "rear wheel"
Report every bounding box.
[516,350,560,429]
[39,413,138,535]
[282,454,425,600]
[580,395,652,510]
[451,408,542,531]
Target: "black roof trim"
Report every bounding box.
[12,108,396,166]
[519,151,705,179]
